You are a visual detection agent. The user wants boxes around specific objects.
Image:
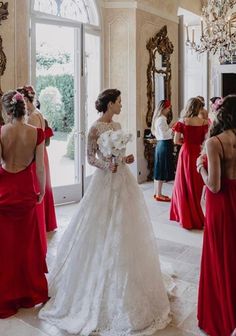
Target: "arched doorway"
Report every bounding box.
[30,0,101,203]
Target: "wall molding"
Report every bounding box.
[101,1,179,23]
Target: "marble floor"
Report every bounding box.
[0,181,206,336]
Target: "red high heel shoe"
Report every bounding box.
[154,195,171,202]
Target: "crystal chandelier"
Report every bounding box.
[186,0,236,63]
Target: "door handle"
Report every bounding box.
[74,131,85,136]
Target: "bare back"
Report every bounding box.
[0,123,38,173]
[184,116,207,126]
[27,109,45,130]
[216,130,236,179]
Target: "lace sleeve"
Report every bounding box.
[87,125,110,170]
[114,122,122,131]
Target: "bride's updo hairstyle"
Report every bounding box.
[95,89,121,113]
[17,85,36,103]
[2,90,26,119]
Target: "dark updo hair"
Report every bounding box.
[210,95,236,137]
[95,89,121,113]
[17,85,36,103]
[210,96,221,104]
[2,90,26,119]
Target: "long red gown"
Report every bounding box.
[32,127,57,255]
[198,178,236,335]
[170,121,208,229]
[44,126,57,232]
[0,128,48,318]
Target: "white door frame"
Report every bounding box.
[30,16,86,204]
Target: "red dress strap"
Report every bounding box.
[37,128,45,145]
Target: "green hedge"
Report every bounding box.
[36,74,74,132]
[39,86,64,131]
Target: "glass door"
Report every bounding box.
[31,19,85,203]
[84,31,101,187]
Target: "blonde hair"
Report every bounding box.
[151,100,166,135]
[181,97,204,119]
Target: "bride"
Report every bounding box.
[39,89,172,336]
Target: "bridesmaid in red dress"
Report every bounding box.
[0,90,48,318]
[17,85,57,233]
[197,95,236,336]
[170,97,208,229]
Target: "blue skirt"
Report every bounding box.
[154,139,175,181]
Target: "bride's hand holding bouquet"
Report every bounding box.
[97,129,133,173]
[124,154,134,164]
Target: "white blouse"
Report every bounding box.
[154,115,173,140]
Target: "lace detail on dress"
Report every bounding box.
[87,121,121,170]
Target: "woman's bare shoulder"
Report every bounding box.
[205,136,221,152]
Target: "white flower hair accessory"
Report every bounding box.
[214,97,223,111]
[10,93,24,106]
[23,86,35,98]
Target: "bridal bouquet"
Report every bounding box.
[97,129,132,160]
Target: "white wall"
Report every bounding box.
[183,25,208,109]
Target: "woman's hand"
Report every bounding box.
[196,154,206,174]
[125,154,134,164]
[196,155,204,168]
[37,192,45,204]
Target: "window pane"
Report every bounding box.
[33,0,98,25]
[36,23,76,187]
[85,33,101,178]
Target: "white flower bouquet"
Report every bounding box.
[97,129,132,162]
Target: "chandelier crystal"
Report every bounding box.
[186,0,236,63]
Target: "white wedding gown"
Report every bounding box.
[39,121,172,336]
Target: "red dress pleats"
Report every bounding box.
[44,147,57,231]
[198,179,236,336]
[33,126,57,234]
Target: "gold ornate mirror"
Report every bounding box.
[144,25,174,180]
[0,1,9,124]
[146,25,174,127]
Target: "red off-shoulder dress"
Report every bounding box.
[170,121,208,229]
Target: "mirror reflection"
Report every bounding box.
[144,25,174,180]
[146,25,174,128]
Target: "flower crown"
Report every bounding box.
[214,98,223,110]
[164,100,171,108]
[23,86,35,98]
[10,93,24,106]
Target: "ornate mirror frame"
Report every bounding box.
[144,25,174,181]
[0,1,9,124]
[146,25,174,127]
